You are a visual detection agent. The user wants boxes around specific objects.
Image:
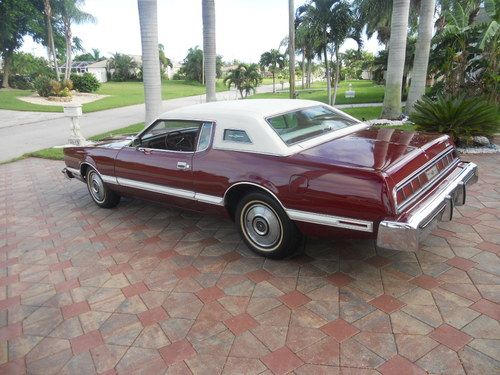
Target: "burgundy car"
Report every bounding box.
[63,99,478,258]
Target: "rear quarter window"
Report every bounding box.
[223,129,251,143]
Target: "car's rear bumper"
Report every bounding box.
[377,161,478,252]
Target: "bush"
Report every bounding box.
[10,75,33,89]
[34,76,52,97]
[51,79,72,97]
[409,94,500,145]
[70,73,100,93]
[35,77,73,97]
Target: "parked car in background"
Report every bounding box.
[63,99,478,258]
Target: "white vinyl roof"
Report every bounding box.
[160,99,367,156]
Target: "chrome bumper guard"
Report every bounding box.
[377,162,478,252]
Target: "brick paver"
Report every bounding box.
[0,156,499,374]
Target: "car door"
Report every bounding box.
[113,120,200,208]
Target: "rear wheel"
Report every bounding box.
[86,167,120,208]
[235,192,303,259]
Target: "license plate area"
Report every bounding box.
[425,165,439,180]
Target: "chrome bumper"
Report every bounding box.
[377,162,478,252]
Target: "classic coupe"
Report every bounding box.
[63,99,478,258]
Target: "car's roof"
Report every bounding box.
[160,99,322,119]
[157,99,367,157]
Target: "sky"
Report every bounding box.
[22,0,383,64]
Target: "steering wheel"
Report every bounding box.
[165,130,194,151]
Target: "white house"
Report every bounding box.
[87,60,108,83]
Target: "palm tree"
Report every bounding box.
[138,0,162,126]
[202,0,217,102]
[91,48,102,61]
[297,0,356,105]
[57,0,96,81]
[223,63,262,98]
[259,49,286,93]
[288,0,296,98]
[354,0,393,47]
[44,0,60,80]
[381,0,411,119]
[296,0,334,105]
[406,0,436,113]
[329,1,356,105]
[295,24,316,88]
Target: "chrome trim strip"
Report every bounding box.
[194,193,224,206]
[286,209,373,232]
[116,177,195,199]
[102,175,118,184]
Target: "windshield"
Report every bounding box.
[267,106,359,145]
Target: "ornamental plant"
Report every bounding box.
[409,94,499,145]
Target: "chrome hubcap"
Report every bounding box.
[88,172,105,203]
[243,203,282,250]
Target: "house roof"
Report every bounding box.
[87,60,108,68]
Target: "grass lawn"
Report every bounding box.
[251,80,385,105]
[0,89,63,112]
[342,106,382,121]
[0,80,228,113]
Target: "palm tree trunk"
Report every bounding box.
[381,0,411,119]
[202,0,217,102]
[307,57,312,88]
[64,17,72,81]
[406,0,435,113]
[288,0,295,99]
[44,0,60,81]
[332,46,340,106]
[301,48,305,90]
[324,45,332,106]
[138,0,162,126]
[272,72,276,93]
[1,53,12,88]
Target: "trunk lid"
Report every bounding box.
[295,127,453,172]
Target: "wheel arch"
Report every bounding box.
[223,182,288,220]
[79,160,98,180]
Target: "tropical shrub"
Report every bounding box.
[35,77,73,97]
[409,95,499,145]
[223,63,262,98]
[109,53,138,81]
[34,76,53,97]
[70,73,100,93]
[50,79,73,97]
[177,46,223,83]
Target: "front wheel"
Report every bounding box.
[235,192,303,259]
[86,167,121,208]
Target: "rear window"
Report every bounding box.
[267,106,358,145]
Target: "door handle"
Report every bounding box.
[137,147,152,155]
[177,161,190,170]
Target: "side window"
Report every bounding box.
[223,129,251,143]
[142,120,196,140]
[197,123,213,151]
